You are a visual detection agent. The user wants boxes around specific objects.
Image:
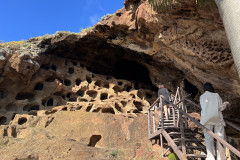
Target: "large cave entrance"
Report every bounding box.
[83,57,158,93]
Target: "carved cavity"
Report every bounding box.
[95,80,102,87]
[23,104,39,112]
[86,76,92,84]
[102,108,115,114]
[126,85,132,92]
[68,67,74,74]
[93,107,102,112]
[86,90,98,99]
[45,110,57,115]
[40,64,50,70]
[18,117,27,125]
[15,92,35,101]
[76,90,84,97]
[47,98,54,106]
[121,101,127,107]
[66,93,71,98]
[75,78,81,86]
[146,92,152,99]
[86,105,93,112]
[64,79,71,86]
[34,82,44,91]
[113,86,120,93]
[133,101,143,111]
[71,61,77,66]
[115,103,122,112]
[0,116,7,125]
[100,93,108,100]
[118,81,123,86]
[103,82,109,88]
[88,135,102,147]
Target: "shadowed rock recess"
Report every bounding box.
[0,0,240,159]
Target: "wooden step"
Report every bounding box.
[173,138,203,142]
[169,132,195,135]
[178,146,205,150]
[186,154,206,158]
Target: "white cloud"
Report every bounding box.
[89,15,101,26]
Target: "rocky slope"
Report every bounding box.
[0,0,240,159]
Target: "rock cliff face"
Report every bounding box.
[0,0,240,159]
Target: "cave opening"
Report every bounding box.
[183,79,199,101]
[84,58,157,92]
[112,60,155,90]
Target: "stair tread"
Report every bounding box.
[173,138,203,142]
[178,146,205,149]
[186,154,206,158]
[169,132,195,135]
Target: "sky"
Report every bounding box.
[0,0,125,42]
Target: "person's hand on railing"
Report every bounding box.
[225,102,230,107]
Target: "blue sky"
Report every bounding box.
[0,0,125,42]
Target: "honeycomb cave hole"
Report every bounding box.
[183,79,199,100]
[23,105,39,112]
[18,117,27,125]
[0,116,7,125]
[15,92,35,101]
[102,108,115,114]
[64,79,71,86]
[34,82,44,91]
[86,90,98,99]
[88,135,102,147]
[100,93,108,100]
[76,78,81,86]
[47,98,54,106]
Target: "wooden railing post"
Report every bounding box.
[179,111,187,160]
[153,110,156,132]
[182,100,188,128]
[217,140,225,160]
[148,109,151,135]
[173,106,176,127]
[160,97,164,158]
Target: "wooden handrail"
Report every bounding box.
[184,98,240,132]
[160,96,240,158]
[148,97,160,110]
[148,89,240,159]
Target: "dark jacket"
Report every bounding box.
[158,88,171,106]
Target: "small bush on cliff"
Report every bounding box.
[110,148,118,159]
[101,13,115,20]
[80,27,92,33]
[168,153,177,160]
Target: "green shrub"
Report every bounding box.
[110,149,118,159]
[168,153,177,160]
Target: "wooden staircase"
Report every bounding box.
[148,87,240,160]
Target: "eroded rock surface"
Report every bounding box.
[0,112,164,160]
[0,0,240,159]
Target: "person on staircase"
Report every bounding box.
[200,82,229,160]
[158,84,171,120]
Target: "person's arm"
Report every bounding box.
[165,89,172,102]
[218,94,228,111]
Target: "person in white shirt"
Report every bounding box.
[200,82,229,160]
